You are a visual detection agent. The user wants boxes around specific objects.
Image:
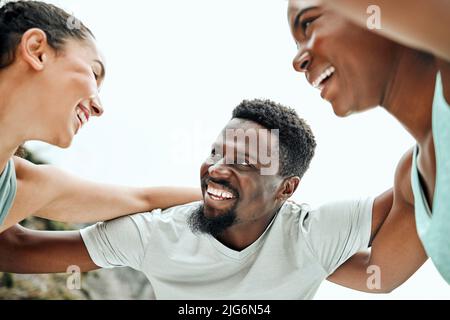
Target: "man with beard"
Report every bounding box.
[1,99,398,299]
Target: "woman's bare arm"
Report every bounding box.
[327,150,428,293]
[0,156,201,233]
[321,0,450,61]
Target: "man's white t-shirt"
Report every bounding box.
[80,198,373,299]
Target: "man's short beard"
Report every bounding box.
[187,203,238,237]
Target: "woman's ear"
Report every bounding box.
[19,28,49,71]
[277,176,300,201]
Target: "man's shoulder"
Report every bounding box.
[278,200,312,227]
[281,198,373,234]
[278,200,337,227]
[128,201,202,225]
[156,200,201,216]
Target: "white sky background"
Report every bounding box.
[26,0,450,299]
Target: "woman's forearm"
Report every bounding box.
[145,186,202,210]
[322,0,450,60]
[37,185,202,223]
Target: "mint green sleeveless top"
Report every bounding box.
[0,158,17,226]
[411,72,450,284]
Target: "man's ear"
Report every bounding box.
[277,176,300,201]
[19,28,50,71]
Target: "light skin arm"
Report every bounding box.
[0,156,201,233]
[320,0,450,61]
[327,149,428,293]
[0,224,98,273]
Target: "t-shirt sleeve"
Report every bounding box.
[80,214,149,270]
[302,197,374,275]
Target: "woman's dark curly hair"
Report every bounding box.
[232,99,316,178]
[0,0,92,69]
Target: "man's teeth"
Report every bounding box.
[312,66,335,88]
[207,185,236,200]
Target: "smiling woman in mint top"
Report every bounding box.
[287,0,450,284]
[0,1,201,235]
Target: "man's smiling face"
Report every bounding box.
[191,118,284,236]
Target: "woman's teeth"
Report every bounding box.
[312,66,335,88]
[76,107,89,126]
[207,185,236,200]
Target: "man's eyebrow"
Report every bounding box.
[293,6,318,30]
[94,59,106,80]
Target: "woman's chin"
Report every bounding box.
[57,140,72,149]
[331,104,351,118]
[330,98,356,118]
[54,132,74,149]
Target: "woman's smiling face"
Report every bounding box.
[31,35,105,148]
[0,1,107,148]
[288,0,399,117]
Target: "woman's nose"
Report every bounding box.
[90,95,104,117]
[293,50,311,73]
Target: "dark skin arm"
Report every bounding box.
[0,224,97,273]
[320,0,450,61]
[328,149,428,293]
[319,0,450,103]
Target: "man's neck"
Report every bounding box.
[216,206,281,251]
[381,49,437,145]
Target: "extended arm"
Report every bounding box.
[321,0,450,61]
[327,149,428,293]
[0,224,97,273]
[0,157,201,232]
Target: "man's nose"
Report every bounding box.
[208,159,232,179]
[292,50,311,73]
[90,95,104,117]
